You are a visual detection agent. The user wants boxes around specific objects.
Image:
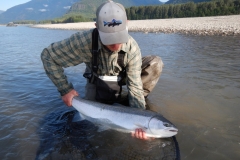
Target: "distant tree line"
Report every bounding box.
[126,0,240,19]
[11,15,92,24]
[38,14,93,24]
[13,20,37,24]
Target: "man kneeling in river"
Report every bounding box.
[41,1,163,140]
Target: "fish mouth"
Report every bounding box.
[167,127,178,132]
[169,129,178,132]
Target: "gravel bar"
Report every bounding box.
[32,15,240,36]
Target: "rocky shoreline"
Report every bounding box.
[32,15,240,36]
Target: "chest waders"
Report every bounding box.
[83,28,126,104]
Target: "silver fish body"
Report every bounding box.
[72,97,178,138]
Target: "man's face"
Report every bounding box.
[105,43,122,52]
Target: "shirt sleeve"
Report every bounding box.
[40,30,92,96]
[126,37,146,109]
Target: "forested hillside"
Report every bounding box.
[39,0,162,24]
[165,0,210,4]
[0,0,79,23]
[126,0,240,19]
[3,0,239,24]
[66,0,162,18]
[0,0,162,23]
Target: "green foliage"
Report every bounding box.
[38,14,93,24]
[126,0,240,20]
[66,0,106,19]
[66,0,162,20]
[13,20,37,24]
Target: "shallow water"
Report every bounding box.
[136,33,240,160]
[0,26,239,160]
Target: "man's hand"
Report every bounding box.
[131,128,152,140]
[132,128,155,140]
[62,89,79,107]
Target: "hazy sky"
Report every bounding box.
[0,0,31,11]
[159,0,169,2]
[0,0,168,11]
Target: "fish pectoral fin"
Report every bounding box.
[134,124,148,131]
[72,112,85,122]
[97,125,110,132]
[93,118,112,132]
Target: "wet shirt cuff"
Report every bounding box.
[58,83,74,96]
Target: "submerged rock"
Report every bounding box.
[6,22,17,27]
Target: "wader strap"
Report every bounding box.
[92,28,99,74]
[91,28,126,81]
[118,50,125,70]
[117,51,126,97]
[118,50,126,80]
[92,28,126,73]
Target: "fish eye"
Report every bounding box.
[163,123,171,127]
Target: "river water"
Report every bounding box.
[0,26,239,160]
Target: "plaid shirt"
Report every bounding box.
[41,29,145,109]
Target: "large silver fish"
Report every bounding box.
[72,97,178,138]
